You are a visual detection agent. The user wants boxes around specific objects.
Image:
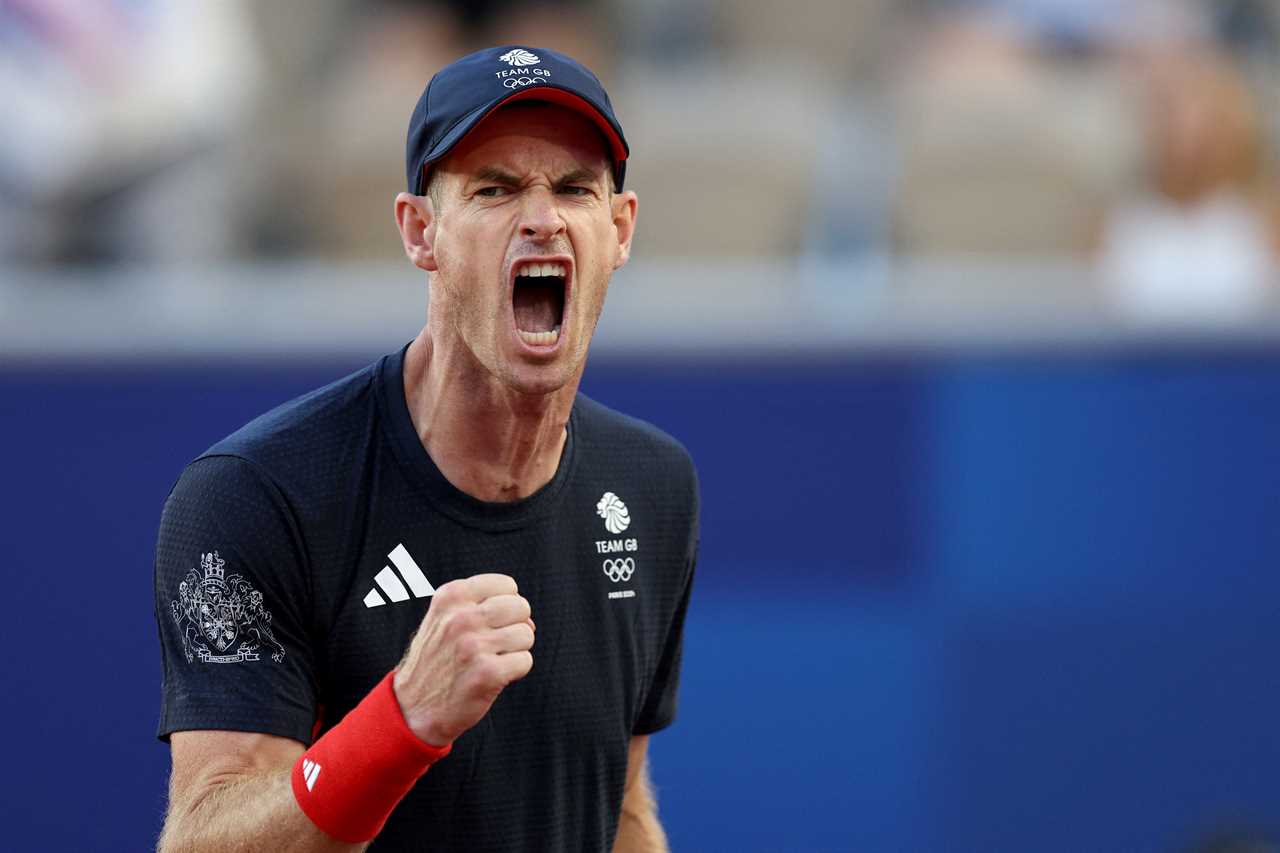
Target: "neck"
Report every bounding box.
[402,329,578,502]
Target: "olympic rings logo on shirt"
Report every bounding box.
[602,557,635,583]
[503,77,545,89]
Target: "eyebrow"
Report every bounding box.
[553,169,600,189]
[470,167,605,189]
[473,167,522,187]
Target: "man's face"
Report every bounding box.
[424,104,636,396]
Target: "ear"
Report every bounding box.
[610,190,638,270]
[395,192,439,272]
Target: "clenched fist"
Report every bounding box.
[392,574,535,747]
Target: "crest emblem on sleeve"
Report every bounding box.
[171,551,286,664]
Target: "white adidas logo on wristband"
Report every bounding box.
[301,758,322,791]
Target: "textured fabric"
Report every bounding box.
[154,345,699,852]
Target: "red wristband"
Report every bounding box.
[292,671,451,843]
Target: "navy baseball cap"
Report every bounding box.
[406,45,629,195]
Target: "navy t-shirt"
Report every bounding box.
[154,346,699,852]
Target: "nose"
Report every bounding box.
[518,187,566,242]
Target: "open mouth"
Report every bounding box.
[512,260,567,347]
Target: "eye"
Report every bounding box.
[559,185,591,197]
[476,186,510,198]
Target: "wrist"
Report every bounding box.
[391,667,453,748]
[292,671,452,843]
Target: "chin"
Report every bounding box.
[500,362,576,397]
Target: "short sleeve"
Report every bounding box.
[155,455,317,744]
[634,466,699,735]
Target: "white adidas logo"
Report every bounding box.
[301,758,321,791]
[363,544,435,608]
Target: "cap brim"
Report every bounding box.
[417,85,628,193]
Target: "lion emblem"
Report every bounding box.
[499,48,540,67]
[596,492,631,535]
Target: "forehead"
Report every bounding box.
[438,104,612,178]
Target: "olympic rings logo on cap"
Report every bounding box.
[602,557,635,583]
[503,77,545,89]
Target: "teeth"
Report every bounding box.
[519,326,561,347]
[516,262,566,278]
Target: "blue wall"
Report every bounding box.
[4,349,1278,851]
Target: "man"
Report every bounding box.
[154,46,698,852]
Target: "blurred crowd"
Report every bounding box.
[4,0,1280,310]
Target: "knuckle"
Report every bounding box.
[434,582,459,606]
[456,633,483,662]
[454,605,484,634]
[437,611,458,638]
[461,603,485,629]
[473,656,503,687]
[439,610,468,641]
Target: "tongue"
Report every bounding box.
[513,280,562,333]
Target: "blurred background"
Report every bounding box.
[4,0,1280,850]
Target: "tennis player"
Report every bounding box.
[154,46,698,852]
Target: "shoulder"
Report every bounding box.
[574,394,693,465]
[156,363,385,583]
[573,394,698,494]
[195,358,384,478]
[162,357,388,525]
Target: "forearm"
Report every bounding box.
[611,767,669,853]
[159,767,368,853]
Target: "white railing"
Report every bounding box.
[3,257,1279,359]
